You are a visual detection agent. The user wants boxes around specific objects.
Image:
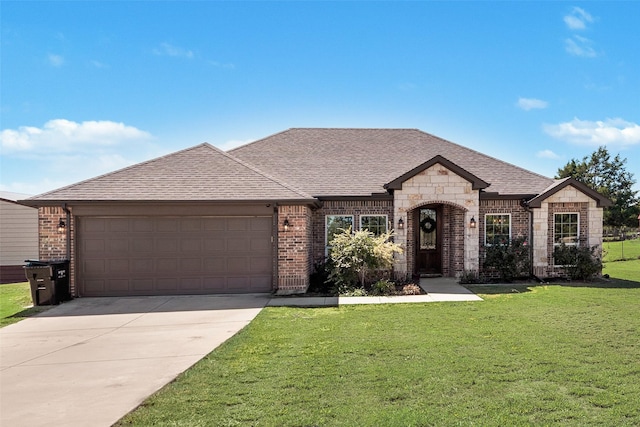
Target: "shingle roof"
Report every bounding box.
[231,128,554,197]
[527,177,612,208]
[25,143,315,204]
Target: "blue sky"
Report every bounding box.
[1,1,639,195]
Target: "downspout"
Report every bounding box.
[62,203,71,261]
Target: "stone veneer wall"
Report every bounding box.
[277,205,313,294]
[532,185,603,278]
[478,198,531,278]
[38,206,76,295]
[311,199,394,263]
[393,164,479,278]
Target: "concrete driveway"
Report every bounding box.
[0,294,269,427]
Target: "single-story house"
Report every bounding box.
[1,191,38,284]
[20,128,611,296]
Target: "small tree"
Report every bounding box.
[328,227,402,292]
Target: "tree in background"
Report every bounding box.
[556,146,639,228]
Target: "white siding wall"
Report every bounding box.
[0,200,39,265]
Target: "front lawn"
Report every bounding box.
[118,282,640,426]
[0,282,50,327]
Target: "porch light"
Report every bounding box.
[398,218,404,230]
[57,219,66,233]
[469,217,476,229]
[283,218,290,232]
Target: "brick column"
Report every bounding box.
[38,206,76,295]
[277,205,312,294]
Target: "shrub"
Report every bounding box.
[553,244,603,281]
[370,279,396,296]
[483,237,531,282]
[328,227,403,293]
[308,259,335,294]
[458,269,480,284]
[401,284,422,295]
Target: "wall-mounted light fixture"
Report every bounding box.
[469,216,476,229]
[57,219,66,233]
[283,218,290,232]
[398,218,404,230]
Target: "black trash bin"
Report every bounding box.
[24,260,71,306]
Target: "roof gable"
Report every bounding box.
[527,177,613,208]
[384,155,490,191]
[25,143,316,205]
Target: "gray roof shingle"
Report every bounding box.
[26,143,315,203]
[231,128,554,197]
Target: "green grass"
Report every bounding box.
[118,282,640,426]
[603,239,640,262]
[0,282,50,327]
[603,239,640,282]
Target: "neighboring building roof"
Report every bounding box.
[527,177,613,208]
[23,143,316,205]
[231,128,554,197]
[1,191,34,203]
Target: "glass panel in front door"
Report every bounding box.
[419,209,437,250]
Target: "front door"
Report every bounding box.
[415,207,442,275]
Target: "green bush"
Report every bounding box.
[483,237,531,282]
[370,279,396,296]
[458,269,480,284]
[328,227,402,293]
[553,244,603,281]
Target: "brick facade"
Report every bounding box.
[277,204,313,294]
[38,206,76,295]
[478,198,531,278]
[311,199,394,264]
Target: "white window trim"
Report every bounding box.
[325,215,354,256]
[359,214,388,235]
[553,212,580,247]
[484,213,512,246]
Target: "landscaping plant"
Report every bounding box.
[553,243,603,281]
[328,227,402,293]
[483,237,531,282]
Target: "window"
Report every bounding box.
[360,215,388,236]
[554,213,579,246]
[485,214,511,245]
[325,215,354,255]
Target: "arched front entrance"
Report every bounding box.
[414,206,442,275]
[408,202,467,278]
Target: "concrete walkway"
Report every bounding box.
[268,278,482,307]
[0,280,479,426]
[0,294,269,427]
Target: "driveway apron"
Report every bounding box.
[0,294,269,427]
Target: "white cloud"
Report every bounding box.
[208,60,235,69]
[0,119,152,154]
[564,7,593,30]
[48,53,64,67]
[516,97,548,111]
[565,35,597,58]
[536,149,561,159]
[0,177,70,196]
[544,118,640,146]
[153,42,194,59]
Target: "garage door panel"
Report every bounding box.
[79,216,273,296]
[109,239,129,252]
[108,219,130,232]
[227,238,248,251]
[132,278,154,291]
[181,238,201,252]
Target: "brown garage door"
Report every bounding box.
[77,216,273,296]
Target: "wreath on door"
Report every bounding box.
[419,216,436,234]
